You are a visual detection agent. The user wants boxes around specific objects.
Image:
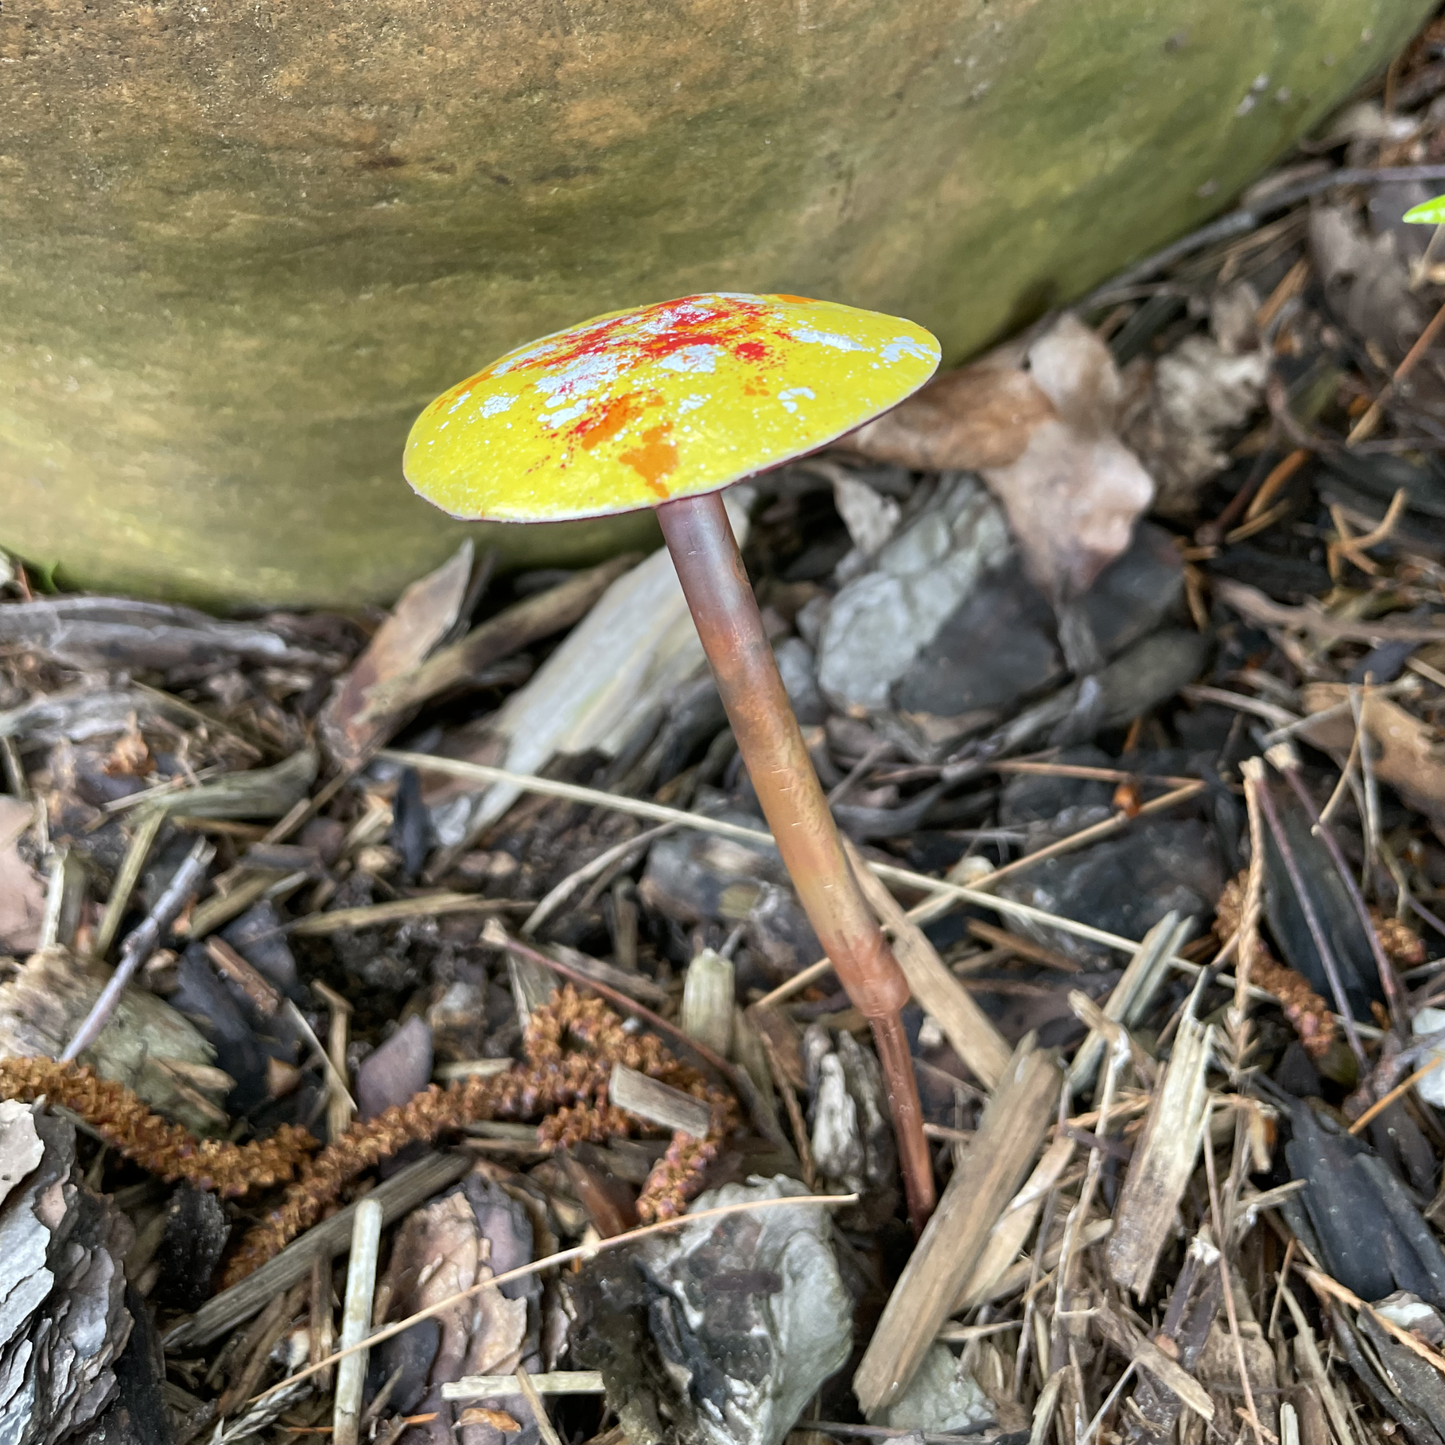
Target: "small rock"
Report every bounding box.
[355,1016,434,1120]
[640,797,821,976]
[815,457,1184,737]
[878,1341,996,1434]
[222,901,299,993]
[818,474,1012,714]
[573,1176,853,1445]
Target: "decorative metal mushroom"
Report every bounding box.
[404,292,941,1228]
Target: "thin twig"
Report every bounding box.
[1298,1263,1445,1376]
[1053,1029,1125,1357]
[1349,686,1382,884]
[522,823,676,937]
[1084,164,1445,304]
[1317,721,1363,827]
[62,837,214,1060]
[1347,296,1445,444]
[1228,760,1267,1081]
[757,1025,815,1190]
[91,807,165,962]
[390,749,1208,965]
[1347,1058,1445,1135]
[1203,1122,1267,1445]
[1210,579,1445,643]
[1327,488,1409,575]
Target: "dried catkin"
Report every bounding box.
[0,1057,316,1194]
[0,987,736,1286]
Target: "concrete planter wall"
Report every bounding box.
[0,0,1429,608]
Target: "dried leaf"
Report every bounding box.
[1310,205,1426,362]
[850,316,1155,600]
[846,362,1054,471]
[384,1192,508,1389]
[320,541,474,770]
[980,317,1155,600]
[1120,284,1268,520]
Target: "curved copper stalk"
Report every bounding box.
[657,489,935,1232]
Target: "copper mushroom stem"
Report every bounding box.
[657,489,936,1232]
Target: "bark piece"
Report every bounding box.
[320,541,475,771]
[1121,1231,1223,1445]
[0,1100,136,1445]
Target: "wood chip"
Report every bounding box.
[608,1061,712,1138]
[1107,1014,1215,1299]
[853,1035,1061,1413]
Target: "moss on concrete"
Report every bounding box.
[0,0,1429,608]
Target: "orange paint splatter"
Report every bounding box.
[619,423,679,496]
[772,294,819,305]
[574,392,645,450]
[734,340,769,363]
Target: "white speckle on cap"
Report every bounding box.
[541,400,588,428]
[881,336,934,363]
[658,344,724,374]
[791,326,868,351]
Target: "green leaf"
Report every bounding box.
[1403,195,1445,225]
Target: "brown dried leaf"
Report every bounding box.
[383,1191,490,1387]
[1119,284,1268,521]
[980,316,1155,599]
[320,540,474,770]
[848,316,1154,600]
[1310,204,1426,363]
[846,362,1055,471]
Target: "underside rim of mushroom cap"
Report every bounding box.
[403,291,941,523]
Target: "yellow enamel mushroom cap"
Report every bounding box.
[404,292,940,522]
